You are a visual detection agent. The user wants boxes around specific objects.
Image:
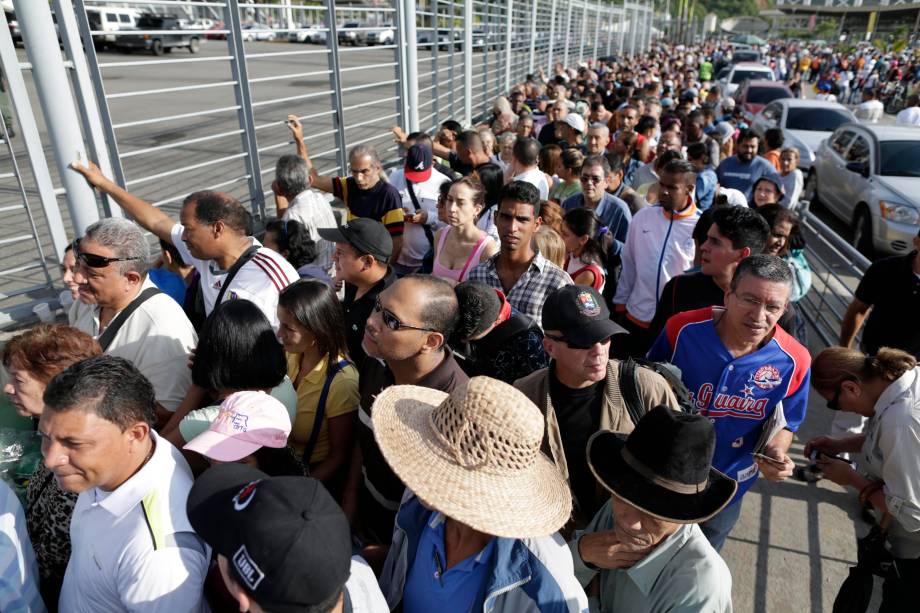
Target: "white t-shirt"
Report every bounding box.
[60,432,210,612]
[282,189,338,272]
[0,480,42,612]
[896,106,920,127]
[389,167,450,268]
[855,99,884,123]
[512,168,550,200]
[170,225,298,331]
[69,276,196,411]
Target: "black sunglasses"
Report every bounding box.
[544,333,609,351]
[374,297,438,333]
[826,383,845,411]
[73,239,141,269]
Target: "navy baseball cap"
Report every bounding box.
[404,143,433,183]
[187,464,351,612]
[319,218,392,264]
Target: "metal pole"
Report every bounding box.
[594,0,602,60]
[606,7,613,56]
[322,0,349,174]
[504,0,512,90]
[629,4,637,56]
[448,0,456,117]
[0,9,67,259]
[394,0,410,130]
[529,0,538,74]
[579,1,587,63]
[404,0,420,130]
[548,0,556,74]
[58,0,121,219]
[464,0,473,126]
[13,0,98,235]
[224,0,265,221]
[563,0,572,68]
[618,2,625,54]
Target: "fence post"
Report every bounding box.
[563,0,572,67]
[464,0,473,126]
[578,1,586,63]
[12,0,99,235]
[618,2,625,54]
[594,0,602,60]
[629,4,637,56]
[403,0,420,130]
[322,0,349,174]
[504,0,512,91]
[547,0,556,74]
[394,0,410,130]
[224,0,265,220]
[528,0,538,75]
[606,6,613,56]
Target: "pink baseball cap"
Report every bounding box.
[184,391,292,462]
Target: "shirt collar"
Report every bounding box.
[625,524,694,595]
[874,368,919,416]
[94,430,171,518]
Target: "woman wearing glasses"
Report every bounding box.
[431,178,498,287]
[276,279,358,500]
[806,346,920,610]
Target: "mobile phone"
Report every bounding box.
[751,452,787,466]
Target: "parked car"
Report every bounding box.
[115,14,201,55]
[288,24,326,44]
[719,62,775,95]
[730,49,762,64]
[5,10,20,44]
[241,23,276,42]
[366,24,395,46]
[85,6,138,48]
[805,123,920,257]
[337,21,365,46]
[751,99,856,170]
[733,80,792,118]
[205,20,226,40]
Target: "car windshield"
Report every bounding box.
[785,108,852,131]
[732,70,772,83]
[880,141,920,177]
[746,87,791,104]
[137,16,164,28]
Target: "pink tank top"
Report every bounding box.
[432,227,492,286]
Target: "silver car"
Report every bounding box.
[805,123,920,257]
[751,99,855,171]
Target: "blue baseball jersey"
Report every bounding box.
[647,307,811,502]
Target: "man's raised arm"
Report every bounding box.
[70,161,176,243]
[287,114,334,194]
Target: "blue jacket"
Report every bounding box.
[380,492,589,613]
[562,192,632,259]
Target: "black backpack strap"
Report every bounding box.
[406,180,435,247]
[618,357,647,426]
[214,245,260,306]
[302,358,351,464]
[98,287,163,351]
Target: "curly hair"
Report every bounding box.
[3,324,101,383]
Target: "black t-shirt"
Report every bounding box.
[855,251,920,357]
[538,121,561,147]
[462,312,549,384]
[549,367,605,520]
[343,268,396,370]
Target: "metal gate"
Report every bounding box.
[0,0,653,328]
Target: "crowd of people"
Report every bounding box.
[1,36,919,613]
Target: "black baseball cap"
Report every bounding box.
[404,143,433,183]
[187,464,351,613]
[542,285,627,347]
[319,218,392,264]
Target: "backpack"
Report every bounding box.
[618,357,695,425]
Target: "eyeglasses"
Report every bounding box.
[580,175,605,184]
[373,297,438,333]
[544,333,609,350]
[73,239,141,269]
[826,384,844,411]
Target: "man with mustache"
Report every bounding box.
[514,285,677,527]
[647,255,811,551]
[467,181,571,325]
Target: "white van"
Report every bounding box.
[85,7,138,47]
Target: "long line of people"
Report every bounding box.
[1,37,918,613]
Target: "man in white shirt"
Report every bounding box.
[388,144,450,275]
[273,153,337,273]
[68,218,195,421]
[854,88,885,123]
[70,161,297,331]
[40,355,209,612]
[510,137,550,200]
[896,94,920,127]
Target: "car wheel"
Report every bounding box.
[151,39,164,56]
[189,37,200,53]
[851,206,875,258]
[803,171,822,211]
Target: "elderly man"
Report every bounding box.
[69,164,298,331]
[586,123,611,156]
[515,285,677,526]
[347,274,468,545]
[539,99,569,146]
[571,406,735,612]
[562,155,632,261]
[648,255,811,550]
[375,377,589,612]
[68,218,196,421]
[41,355,209,611]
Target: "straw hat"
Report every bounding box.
[371,376,571,538]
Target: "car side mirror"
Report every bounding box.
[845,161,869,178]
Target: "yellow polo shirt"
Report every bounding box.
[286,353,359,463]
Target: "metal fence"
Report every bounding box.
[0,0,652,326]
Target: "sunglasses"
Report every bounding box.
[373,297,438,333]
[73,239,141,269]
[826,379,856,412]
[544,333,610,350]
